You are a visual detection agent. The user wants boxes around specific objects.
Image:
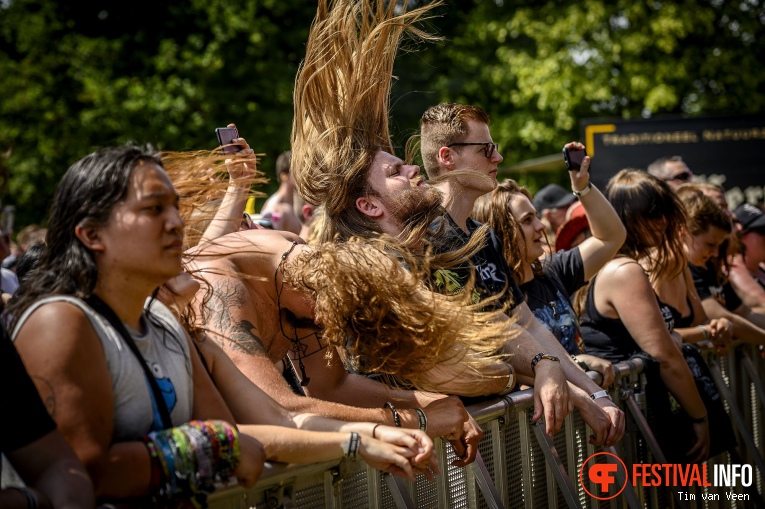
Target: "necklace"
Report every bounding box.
[523,277,560,319]
[274,241,323,387]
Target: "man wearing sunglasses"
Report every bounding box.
[647,155,694,189]
[418,103,625,446]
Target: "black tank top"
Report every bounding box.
[580,274,680,363]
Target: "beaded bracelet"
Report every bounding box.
[414,408,428,432]
[530,353,559,374]
[142,419,241,508]
[384,402,401,427]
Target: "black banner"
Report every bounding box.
[582,115,765,208]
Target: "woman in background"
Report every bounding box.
[577,170,711,463]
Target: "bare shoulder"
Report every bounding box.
[190,230,305,269]
[600,257,646,282]
[16,300,98,349]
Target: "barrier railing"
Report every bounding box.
[209,344,765,509]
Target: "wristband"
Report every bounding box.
[384,402,401,427]
[573,181,592,197]
[690,414,709,424]
[590,390,612,401]
[498,365,515,396]
[343,432,361,461]
[530,353,560,374]
[697,325,710,341]
[414,408,428,432]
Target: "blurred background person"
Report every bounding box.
[260,150,301,235]
[647,155,693,189]
[532,183,577,251]
[728,203,765,314]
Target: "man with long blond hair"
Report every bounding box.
[288,0,626,444]
[165,138,510,467]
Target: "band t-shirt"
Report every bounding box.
[428,213,524,310]
[520,248,586,355]
[1,324,56,453]
[689,262,742,312]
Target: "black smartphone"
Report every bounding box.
[215,127,239,155]
[562,147,587,171]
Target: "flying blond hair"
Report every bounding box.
[286,239,511,393]
[291,0,442,244]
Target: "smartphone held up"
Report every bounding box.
[562,147,587,171]
[215,127,240,155]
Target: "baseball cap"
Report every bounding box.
[555,202,590,252]
[733,203,765,232]
[533,184,577,212]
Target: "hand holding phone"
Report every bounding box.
[562,147,587,171]
[216,126,240,155]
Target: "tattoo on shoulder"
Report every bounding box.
[207,279,265,356]
[229,319,266,355]
[31,375,56,417]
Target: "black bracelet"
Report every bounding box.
[344,431,361,461]
[571,354,589,371]
[384,402,401,427]
[690,414,709,424]
[414,408,428,432]
[531,353,560,374]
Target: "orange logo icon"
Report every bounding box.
[579,452,628,500]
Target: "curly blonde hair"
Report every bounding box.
[286,239,512,392]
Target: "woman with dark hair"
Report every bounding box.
[472,142,626,388]
[577,169,713,463]
[678,186,765,344]
[7,147,267,506]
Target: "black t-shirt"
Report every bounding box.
[428,213,524,310]
[689,262,742,312]
[520,248,586,355]
[1,324,56,453]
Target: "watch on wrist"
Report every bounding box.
[573,181,592,197]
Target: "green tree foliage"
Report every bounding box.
[1,0,764,224]
[0,0,316,225]
[410,0,765,171]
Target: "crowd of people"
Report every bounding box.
[2,1,764,507]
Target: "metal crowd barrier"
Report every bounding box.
[209,345,765,509]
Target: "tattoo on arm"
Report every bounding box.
[208,278,266,356]
[31,375,56,418]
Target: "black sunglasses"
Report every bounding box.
[446,142,498,159]
[665,170,691,182]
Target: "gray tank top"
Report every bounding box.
[12,296,193,442]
